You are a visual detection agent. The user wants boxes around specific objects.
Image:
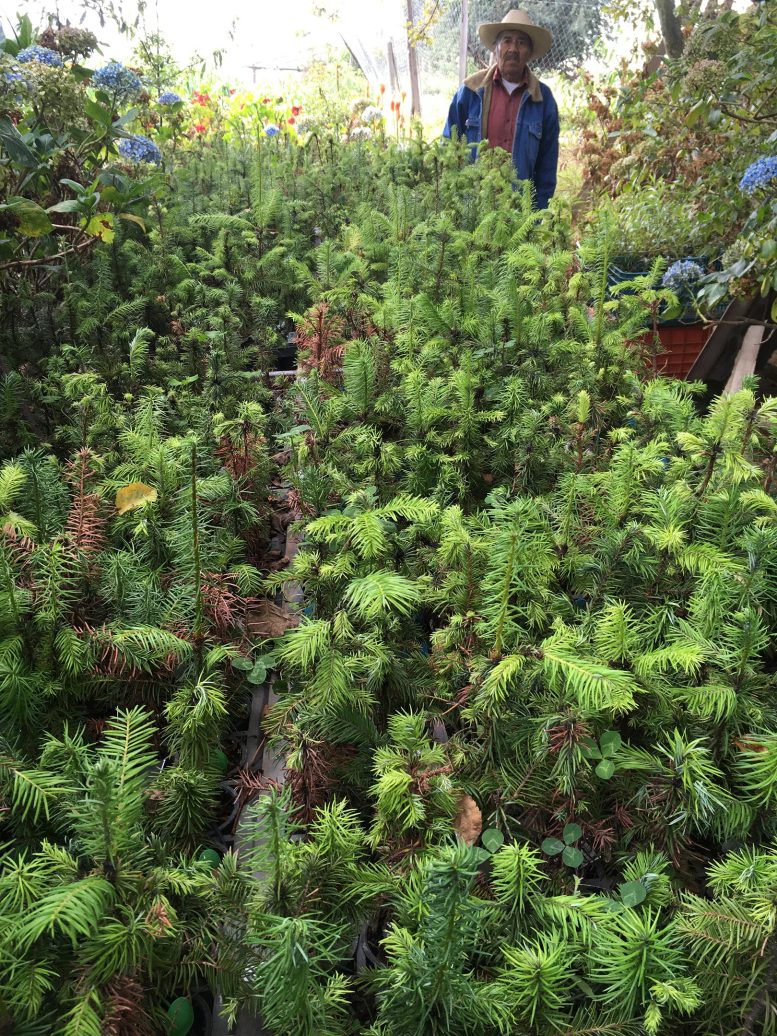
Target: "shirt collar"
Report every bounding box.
[493,66,528,89]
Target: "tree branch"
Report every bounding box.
[0,236,98,272]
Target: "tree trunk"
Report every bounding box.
[406,0,422,117]
[654,0,685,58]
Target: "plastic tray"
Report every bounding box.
[636,323,713,379]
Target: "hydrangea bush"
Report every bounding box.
[699,153,777,316]
[739,155,777,196]
[1,68,31,106]
[118,134,163,165]
[578,7,777,314]
[662,259,705,292]
[16,44,63,67]
[92,61,143,102]
[0,15,168,277]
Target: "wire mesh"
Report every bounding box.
[339,0,610,121]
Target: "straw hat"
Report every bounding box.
[478,9,553,59]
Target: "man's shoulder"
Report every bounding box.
[462,66,494,93]
[525,68,556,104]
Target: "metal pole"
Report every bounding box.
[387,39,400,94]
[406,0,422,117]
[458,0,469,82]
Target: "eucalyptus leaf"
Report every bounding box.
[563,823,582,844]
[619,880,647,907]
[600,730,622,756]
[167,997,194,1036]
[562,845,584,868]
[580,738,602,760]
[541,837,565,856]
[247,661,267,685]
[481,828,504,853]
[231,656,254,671]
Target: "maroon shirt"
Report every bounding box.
[487,67,528,153]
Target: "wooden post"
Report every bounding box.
[406,0,422,117]
[458,0,469,82]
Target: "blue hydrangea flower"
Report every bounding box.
[265,124,280,136]
[662,259,705,292]
[739,156,777,196]
[1,69,31,101]
[118,134,162,165]
[92,61,142,100]
[158,90,181,105]
[17,45,63,67]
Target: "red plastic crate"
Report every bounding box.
[636,324,713,379]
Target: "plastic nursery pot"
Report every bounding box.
[635,323,713,379]
[608,256,722,326]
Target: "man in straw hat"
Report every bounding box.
[443,9,559,209]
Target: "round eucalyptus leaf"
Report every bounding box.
[619,880,647,907]
[603,897,624,913]
[246,661,267,685]
[167,996,194,1036]
[541,837,565,856]
[600,730,622,757]
[595,759,616,780]
[562,845,584,868]
[563,822,582,844]
[580,738,602,760]
[481,828,504,854]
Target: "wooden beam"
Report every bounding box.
[723,324,765,394]
[686,297,756,381]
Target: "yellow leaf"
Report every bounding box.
[119,212,146,231]
[84,212,115,242]
[115,482,157,515]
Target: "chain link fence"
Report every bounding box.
[339,0,612,127]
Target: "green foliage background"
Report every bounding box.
[0,6,776,1035]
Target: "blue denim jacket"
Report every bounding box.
[442,66,559,209]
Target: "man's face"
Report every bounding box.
[495,29,533,80]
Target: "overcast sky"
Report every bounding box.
[0,0,403,83]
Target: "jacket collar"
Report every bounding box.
[463,63,542,102]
